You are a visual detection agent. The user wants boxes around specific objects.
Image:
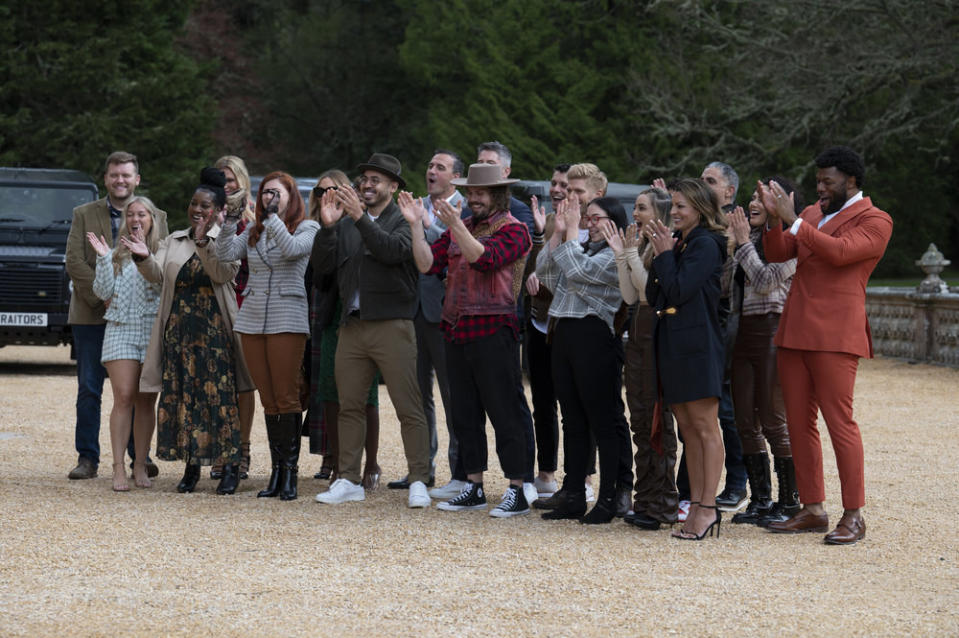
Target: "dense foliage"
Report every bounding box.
[2,0,956,274]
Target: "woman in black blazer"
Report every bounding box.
[643,178,728,540]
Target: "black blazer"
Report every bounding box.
[645,226,726,404]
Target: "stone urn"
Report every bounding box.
[916,243,951,293]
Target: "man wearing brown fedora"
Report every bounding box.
[399,162,533,518]
[312,153,432,509]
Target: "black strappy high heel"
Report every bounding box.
[674,504,721,541]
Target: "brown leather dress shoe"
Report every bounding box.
[823,513,866,545]
[767,507,829,534]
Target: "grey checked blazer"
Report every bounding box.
[217,214,319,335]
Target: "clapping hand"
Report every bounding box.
[320,188,345,227]
[119,226,149,257]
[398,191,426,228]
[435,198,465,231]
[727,206,751,246]
[642,219,674,256]
[623,222,640,250]
[335,185,365,221]
[758,180,796,225]
[530,194,547,234]
[601,221,624,255]
[560,195,581,242]
[86,232,110,257]
[652,177,667,191]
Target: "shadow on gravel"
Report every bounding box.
[0,361,76,376]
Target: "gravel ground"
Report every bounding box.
[0,345,957,637]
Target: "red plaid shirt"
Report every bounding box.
[427,214,530,344]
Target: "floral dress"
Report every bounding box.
[156,253,240,466]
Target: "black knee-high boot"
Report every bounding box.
[279,412,302,501]
[758,456,801,527]
[257,414,283,498]
[732,452,774,524]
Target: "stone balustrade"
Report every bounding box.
[865,244,959,367]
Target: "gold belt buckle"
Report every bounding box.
[656,307,677,317]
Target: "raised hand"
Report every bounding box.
[553,198,568,236]
[601,221,624,254]
[530,194,547,234]
[525,272,540,296]
[727,206,751,245]
[320,188,345,227]
[652,177,667,191]
[563,195,581,241]
[397,191,421,227]
[119,232,148,257]
[758,180,797,225]
[335,185,365,221]
[623,222,639,250]
[435,198,465,232]
[86,232,110,257]
[642,219,674,256]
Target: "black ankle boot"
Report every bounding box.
[581,497,617,525]
[733,452,774,524]
[216,464,239,495]
[279,412,302,501]
[257,414,283,498]
[177,463,201,493]
[759,456,801,527]
[542,490,587,520]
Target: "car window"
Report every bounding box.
[0,186,93,226]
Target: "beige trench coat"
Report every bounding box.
[136,229,254,394]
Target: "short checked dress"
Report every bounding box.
[93,251,161,364]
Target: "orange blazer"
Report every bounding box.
[764,196,893,358]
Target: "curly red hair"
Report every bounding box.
[248,171,306,246]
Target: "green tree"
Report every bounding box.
[0,0,216,227]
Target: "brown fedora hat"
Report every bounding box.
[450,163,519,188]
[356,153,406,188]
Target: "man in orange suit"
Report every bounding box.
[760,146,892,545]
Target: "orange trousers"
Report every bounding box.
[776,347,865,509]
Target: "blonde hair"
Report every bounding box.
[567,163,608,196]
[309,169,351,222]
[215,155,255,223]
[113,196,161,272]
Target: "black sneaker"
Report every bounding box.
[489,484,529,518]
[716,487,748,512]
[437,481,487,511]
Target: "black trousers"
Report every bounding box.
[551,316,633,501]
[446,328,529,480]
[526,322,559,472]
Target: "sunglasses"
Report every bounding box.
[312,185,339,197]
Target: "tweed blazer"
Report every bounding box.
[136,229,253,394]
[764,196,892,358]
[93,250,161,324]
[217,214,319,335]
[66,197,169,324]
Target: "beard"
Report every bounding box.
[821,189,847,215]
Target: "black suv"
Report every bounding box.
[0,168,99,348]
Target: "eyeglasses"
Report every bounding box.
[584,214,610,224]
[261,188,281,200]
[313,185,338,197]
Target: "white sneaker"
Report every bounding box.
[408,480,431,508]
[523,482,539,508]
[315,478,365,504]
[585,483,595,502]
[429,479,468,500]
[677,500,691,522]
[533,477,558,497]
